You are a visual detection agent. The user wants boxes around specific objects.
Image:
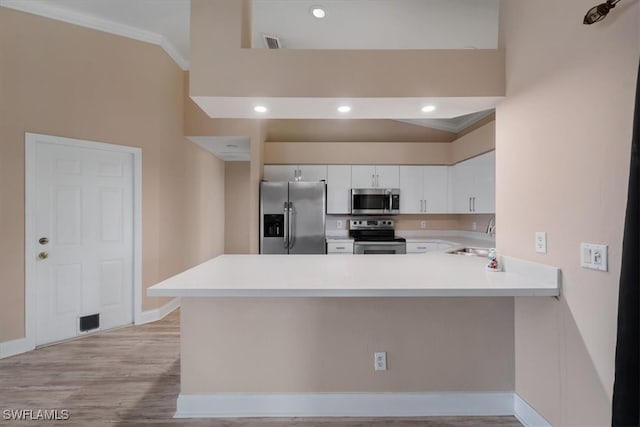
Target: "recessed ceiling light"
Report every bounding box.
[421,105,436,113]
[311,6,326,18]
[254,105,267,113]
[337,105,351,113]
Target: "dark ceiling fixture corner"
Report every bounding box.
[583,0,622,24]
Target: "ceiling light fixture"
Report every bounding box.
[337,106,351,113]
[583,0,621,24]
[421,105,436,113]
[311,6,326,19]
[254,106,267,113]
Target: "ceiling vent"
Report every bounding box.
[263,34,282,49]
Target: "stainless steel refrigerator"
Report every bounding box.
[260,181,326,254]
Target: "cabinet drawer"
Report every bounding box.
[327,242,354,254]
[406,242,440,253]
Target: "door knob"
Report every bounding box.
[39,237,49,245]
[38,252,49,260]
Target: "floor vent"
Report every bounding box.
[79,314,100,332]
[263,34,282,49]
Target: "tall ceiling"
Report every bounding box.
[1,0,499,130]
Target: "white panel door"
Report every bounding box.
[263,165,297,182]
[399,166,423,213]
[327,165,351,214]
[351,165,376,188]
[422,166,449,213]
[375,165,400,188]
[35,142,133,346]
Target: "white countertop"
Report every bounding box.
[148,245,560,298]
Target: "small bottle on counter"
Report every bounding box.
[486,248,501,272]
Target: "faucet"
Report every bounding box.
[486,217,496,235]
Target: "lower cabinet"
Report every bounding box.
[327,242,354,254]
[406,241,453,254]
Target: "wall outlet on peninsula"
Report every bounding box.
[420,221,426,229]
[374,352,387,371]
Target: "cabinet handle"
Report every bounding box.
[335,246,345,250]
[472,197,476,212]
[424,200,427,213]
[417,246,427,250]
[371,174,375,188]
[376,174,379,187]
[469,197,472,212]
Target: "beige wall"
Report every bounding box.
[265,121,495,165]
[0,8,225,342]
[224,162,251,254]
[266,119,457,143]
[181,297,514,393]
[190,1,505,100]
[497,1,639,425]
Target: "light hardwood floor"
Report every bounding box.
[0,310,521,426]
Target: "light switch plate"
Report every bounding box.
[580,243,608,271]
[535,232,547,253]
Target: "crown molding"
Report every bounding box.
[397,109,495,133]
[0,0,189,70]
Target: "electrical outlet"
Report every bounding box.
[374,352,387,371]
[472,222,477,231]
[336,220,344,230]
[535,232,547,254]
[420,220,426,229]
[581,243,608,271]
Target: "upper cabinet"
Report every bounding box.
[264,165,327,182]
[451,151,495,213]
[351,165,400,188]
[399,166,448,214]
[327,165,351,214]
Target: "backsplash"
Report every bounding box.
[326,214,495,233]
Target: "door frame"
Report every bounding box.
[24,133,143,347]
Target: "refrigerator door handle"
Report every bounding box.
[283,202,289,249]
[288,203,294,249]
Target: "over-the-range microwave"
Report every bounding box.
[351,188,400,215]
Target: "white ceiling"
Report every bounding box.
[187,136,251,162]
[252,0,499,50]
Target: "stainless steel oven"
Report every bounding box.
[349,219,406,255]
[351,189,400,215]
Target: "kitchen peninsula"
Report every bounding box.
[148,243,559,419]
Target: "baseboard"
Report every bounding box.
[513,393,552,427]
[0,336,35,359]
[175,392,514,418]
[136,297,180,325]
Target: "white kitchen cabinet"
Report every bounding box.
[451,151,495,213]
[326,241,354,255]
[406,241,454,254]
[263,165,327,182]
[351,165,399,188]
[399,166,448,214]
[327,165,351,214]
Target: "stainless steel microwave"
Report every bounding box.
[351,188,400,215]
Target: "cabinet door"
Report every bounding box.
[470,151,495,213]
[399,166,423,213]
[375,165,400,188]
[422,166,448,213]
[327,165,352,214]
[298,165,327,182]
[263,165,297,182]
[351,165,376,188]
[451,160,474,213]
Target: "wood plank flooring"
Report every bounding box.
[0,310,521,426]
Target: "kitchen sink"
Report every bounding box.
[447,247,490,257]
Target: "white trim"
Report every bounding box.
[175,392,514,418]
[513,394,553,427]
[136,298,180,325]
[0,0,189,70]
[0,337,35,359]
[24,133,142,351]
